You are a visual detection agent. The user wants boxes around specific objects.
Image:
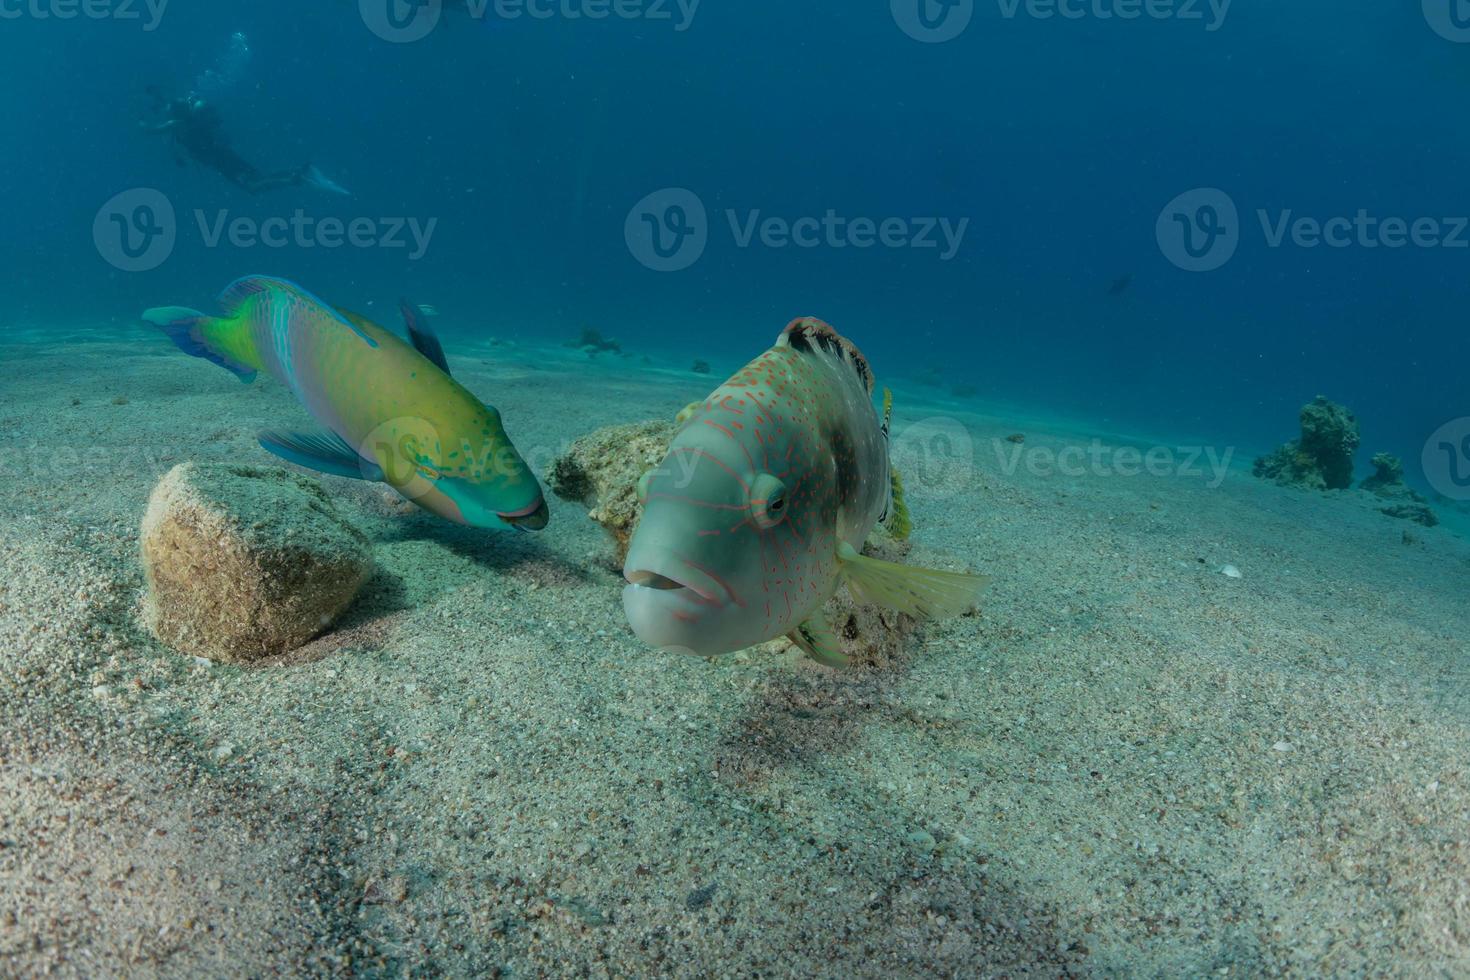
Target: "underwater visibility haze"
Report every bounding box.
[0,0,1468,975]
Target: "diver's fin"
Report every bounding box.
[837,541,988,620]
[675,401,702,425]
[218,276,378,348]
[258,429,383,481]
[400,298,449,374]
[786,610,847,668]
[142,306,258,383]
[303,164,351,196]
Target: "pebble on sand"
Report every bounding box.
[140,462,373,663]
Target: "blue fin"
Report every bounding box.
[142,306,257,383]
[400,298,449,374]
[218,275,378,348]
[258,429,384,481]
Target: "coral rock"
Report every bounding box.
[1254,395,1361,491]
[548,420,678,564]
[141,463,372,663]
[1360,453,1438,526]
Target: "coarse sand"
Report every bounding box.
[1,333,1467,977]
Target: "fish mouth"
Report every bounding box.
[622,566,714,602]
[622,563,726,656]
[497,496,549,532]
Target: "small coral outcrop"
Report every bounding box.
[141,463,372,663]
[1361,453,1438,527]
[548,420,678,564]
[1361,453,1406,495]
[1254,396,1361,491]
[567,328,621,355]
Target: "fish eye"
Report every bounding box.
[750,473,789,529]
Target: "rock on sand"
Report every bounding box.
[140,462,372,663]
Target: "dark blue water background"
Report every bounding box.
[2,0,1466,484]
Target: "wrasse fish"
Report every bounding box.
[622,317,988,666]
[143,275,548,530]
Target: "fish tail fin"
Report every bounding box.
[838,542,988,620]
[143,306,259,383]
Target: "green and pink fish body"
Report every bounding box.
[623,317,987,666]
[144,275,548,530]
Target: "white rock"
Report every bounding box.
[1221,565,1243,579]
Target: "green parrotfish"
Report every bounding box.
[143,275,548,530]
[622,317,988,667]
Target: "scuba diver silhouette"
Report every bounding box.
[143,87,349,196]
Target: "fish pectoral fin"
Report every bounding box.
[258,429,384,481]
[400,298,450,374]
[786,610,847,669]
[837,541,989,620]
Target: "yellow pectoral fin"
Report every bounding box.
[837,542,989,620]
[786,610,847,668]
[675,401,703,425]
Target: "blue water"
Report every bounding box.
[3,1,1467,484]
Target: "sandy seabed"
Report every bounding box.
[1,331,1468,978]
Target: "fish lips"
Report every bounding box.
[497,495,550,532]
[621,563,725,656]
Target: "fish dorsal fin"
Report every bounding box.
[217,276,271,315]
[399,298,450,374]
[777,317,874,394]
[218,276,378,347]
